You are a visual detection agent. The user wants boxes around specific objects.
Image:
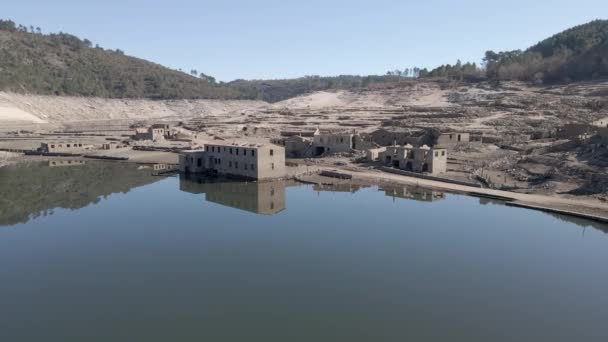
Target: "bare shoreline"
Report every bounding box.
[3,151,607,224]
[310,165,608,223]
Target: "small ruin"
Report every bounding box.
[375,145,448,175]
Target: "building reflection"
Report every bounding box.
[48,160,86,167]
[179,175,287,215]
[308,181,445,203]
[312,183,369,193]
[380,185,445,202]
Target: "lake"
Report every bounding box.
[1,161,608,341]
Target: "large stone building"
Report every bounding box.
[312,129,355,156]
[39,141,90,153]
[377,144,447,175]
[179,142,286,180]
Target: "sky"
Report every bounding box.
[3,0,607,81]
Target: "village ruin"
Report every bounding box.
[2,79,607,219]
[179,142,286,180]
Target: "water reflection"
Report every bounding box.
[380,185,445,202]
[310,183,445,203]
[477,197,608,234]
[49,160,86,167]
[0,161,162,226]
[179,174,288,215]
[2,161,606,235]
[2,168,608,342]
[312,183,369,193]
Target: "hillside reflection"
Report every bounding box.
[0,161,162,226]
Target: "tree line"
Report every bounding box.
[0,19,250,99]
[1,18,606,102]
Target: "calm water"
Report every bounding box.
[1,161,608,341]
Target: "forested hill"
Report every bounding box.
[228,75,400,103]
[0,20,255,100]
[1,18,606,102]
[484,19,608,83]
[230,20,608,100]
[425,20,608,83]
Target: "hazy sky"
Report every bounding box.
[4,1,607,81]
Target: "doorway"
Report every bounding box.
[315,147,325,156]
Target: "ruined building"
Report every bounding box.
[179,142,286,180]
[272,135,315,158]
[133,123,173,141]
[376,144,447,175]
[434,132,470,148]
[364,128,478,150]
[274,128,378,158]
[593,117,608,128]
[365,128,428,146]
[39,141,90,153]
[312,129,355,155]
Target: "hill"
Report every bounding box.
[1,18,606,103]
[228,75,402,102]
[0,19,254,100]
[484,20,608,83]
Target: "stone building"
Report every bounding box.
[133,124,172,141]
[101,142,125,150]
[434,132,470,148]
[153,164,172,171]
[556,124,596,140]
[151,123,171,130]
[593,117,608,128]
[366,128,428,146]
[595,128,608,146]
[366,147,387,161]
[179,142,286,180]
[312,129,355,156]
[273,128,381,158]
[39,141,89,153]
[274,129,364,158]
[272,135,315,158]
[378,144,447,175]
